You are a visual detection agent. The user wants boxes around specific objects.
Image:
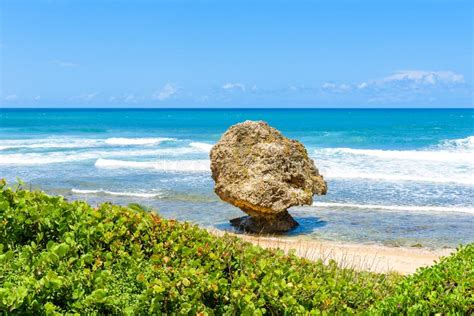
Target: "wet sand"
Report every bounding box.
[210,229,454,275]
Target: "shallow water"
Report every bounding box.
[1,108,473,249]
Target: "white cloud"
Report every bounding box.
[339,84,351,91]
[287,85,310,93]
[71,92,99,101]
[317,69,468,105]
[321,82,352,92]
[34,95,41,100]
[380,70,464,85]
[222,83,246,91]
[321,70,465,94]
[124,93,137,103]
[153,83,178,101]
[5,94,17,101]
[357,82,368,89]
[322,82,337,90]
[108,93,142,103]
[50,60,79,68]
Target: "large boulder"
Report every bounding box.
[210,120,327,233]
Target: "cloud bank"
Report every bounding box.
[153,83,178,101]
[3,70,468,107]
[222,83,246,92]
[322,70,465,93]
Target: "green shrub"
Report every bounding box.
[0,180,471,315]
[373,243,473,314]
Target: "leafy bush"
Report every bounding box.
[373,243,473,314]
[0,180,471,314]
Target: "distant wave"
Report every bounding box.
[0,152,101,165]
[436,136,474,152]
[313,136,474,185]
[0,138,103,150]
[317,147,472,163]
[0,146,210,165]
[312,202,474,214]
[189,142,214,152]
[104,137,175,146]
[325,170,474,185]
[0,136,175,150]
[314,135,474,162]
[2,135,472,186]
[72,188,161,198]
[95,158,210,172]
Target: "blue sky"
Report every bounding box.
[1,0,472,108]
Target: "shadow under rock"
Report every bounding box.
[287,216,327,235]
[214,216,327,236]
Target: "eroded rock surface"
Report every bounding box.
[210,120,327,233]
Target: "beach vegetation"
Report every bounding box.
[373,243,473,314]
[0,180,471,314]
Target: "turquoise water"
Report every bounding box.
[1,108,473,248]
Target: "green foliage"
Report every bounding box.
[0,179,471,315]
[373,243,473,314]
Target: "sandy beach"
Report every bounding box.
[211,229,454,275]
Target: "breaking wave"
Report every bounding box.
[95,158,210,172]
[0,146,210,165]
[1,135,472,186]
[189,142,214,152]
[312,202,474,214]
[0,136,175,150]
[313,136,474,185]
[0,138,103,150]
[436,135,474,152]
[71,188,161,198]
[318,135,474,163]
[104,137,175,146]
[318,147,472,162]
[324,170,474,185]
[0,152,101,165]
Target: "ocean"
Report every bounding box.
[1,108,473,248]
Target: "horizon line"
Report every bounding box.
[1,107,473,110]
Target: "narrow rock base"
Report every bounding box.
[230,211,299,234]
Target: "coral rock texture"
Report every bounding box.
[210,121,327,233]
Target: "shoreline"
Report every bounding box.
[209,229,454,275]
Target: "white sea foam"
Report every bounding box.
[2,135,473,186]
[104,137,175,146]
[315,135,474,162]
[318,147,472,162]
[189,142,214,152]
[437,136,474,152]
[95,158,210,172]
[72,188,161,198]
[0,138,103,150]
[0,146,210,165]
[312,136,474,185]
[0,137,175,150]
[0,152,102,165]
[325,170,474,185]
[312,202,474,214]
